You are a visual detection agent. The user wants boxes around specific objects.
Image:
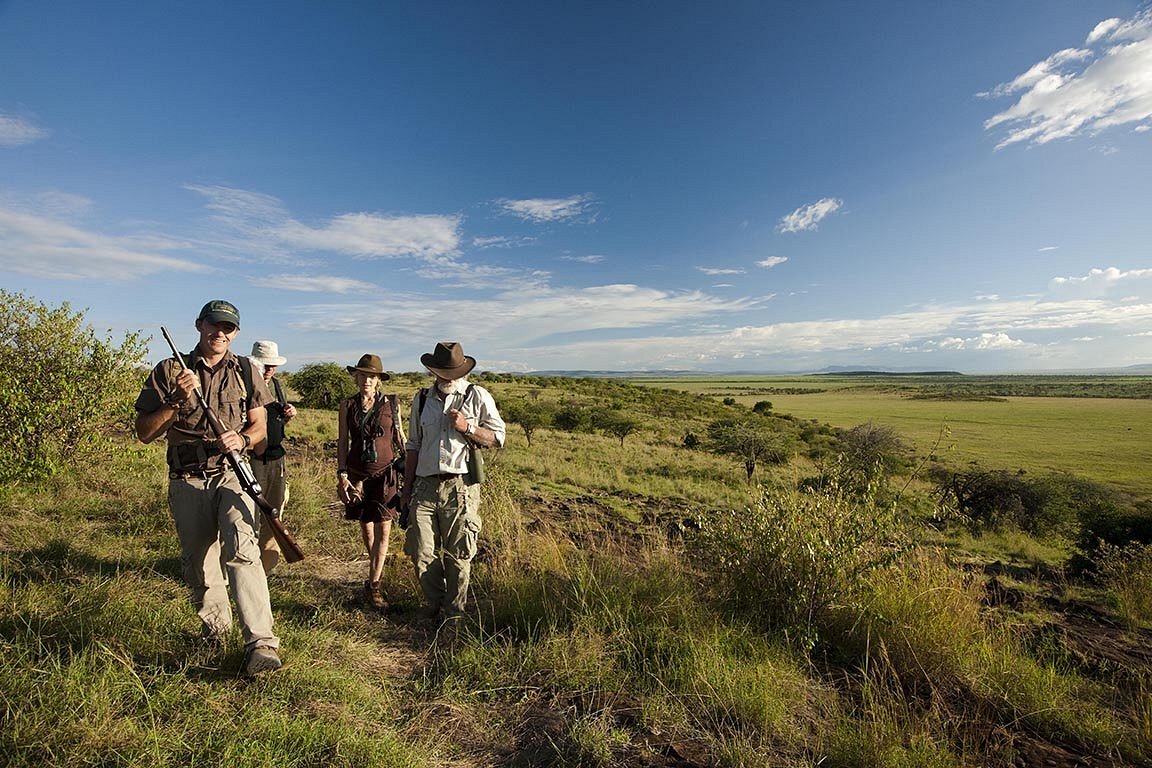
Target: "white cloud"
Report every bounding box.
[497,194,596,223]
[560,254,606,264]
[756,256,788,268]
[1049,266,1152,296]
[188,184,461,261]
[472,234,534,249]
[0,113,48,147]
[777,198,843,233]
[1037,245,1059,252]
[0,205,205,280]
[277,212,461,259]
[983,8,1152,148]
[696,266,745,275]
[250,274,377,294]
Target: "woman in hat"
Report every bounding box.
[336,354,405,609]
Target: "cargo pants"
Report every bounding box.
[404,474,482,617]
[168,470,279,650]
[250,455,288,573]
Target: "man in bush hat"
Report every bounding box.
[249,340,297,574]
[134,299,282,676]
[401,342,506,624]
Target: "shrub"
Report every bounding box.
[694,479,907,648]
[0,291,148,483]
[1093,541,1152,627]
[289,362,356,409]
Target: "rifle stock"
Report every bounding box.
[160,326,305,563]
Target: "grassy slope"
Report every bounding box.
[2,376,1150,767]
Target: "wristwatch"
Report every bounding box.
[465,423,475,436]
[241,433,252,449]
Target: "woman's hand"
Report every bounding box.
[337,476,357,505]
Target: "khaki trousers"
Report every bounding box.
[168,470,279,649]
[250,455,288,573]
[404,475,482,616]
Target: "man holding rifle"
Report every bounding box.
[135,299,282,676]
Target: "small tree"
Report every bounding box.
[598,412,640,447]
[504,399,553,447]
[290,362,356,409]
[0,291,148,483]
[706,415,796,481]
[752,400,773,414]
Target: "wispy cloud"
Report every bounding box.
[756,256,788,268]
[188,184,461,261]
[1037,245,1059,252]
[496,194,596,223]
[560,254,606,264]
[0,205,204,280]
[0,113,48,147]
[982,8,1152,148]
[777,198,843,233]
[472,234,534,249]
[250,274,377,294]
[696,266,745,275]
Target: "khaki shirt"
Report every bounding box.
[135,348,271,471]
[405,380,506,477]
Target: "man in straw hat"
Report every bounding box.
[134,300,282,676]
[248,340,296,574]
[401,342,506,624]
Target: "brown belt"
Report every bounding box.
[169,466,227,480]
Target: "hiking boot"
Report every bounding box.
[244,646,282,677]
[365,580,387,610]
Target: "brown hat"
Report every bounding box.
[346,353,390,379]
[421,342,476,379]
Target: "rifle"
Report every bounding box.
[160,326,305,563]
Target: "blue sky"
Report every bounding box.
[1,1,1150,373]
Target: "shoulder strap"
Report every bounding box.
[419,387,428,413]
[237,355,255,404]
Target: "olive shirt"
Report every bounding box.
[135,349,271,472]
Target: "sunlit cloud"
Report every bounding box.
[756,256,788,268]
[188,184,461,260]
[0,205,204,280]
[496,194,596,223]
[1049,266,1152,296]
[1037,245,1059,252]
[560,254,606,264]
[0,113,48,147]
[250,274,377,294]
[983,8,1152,148]
[777,197,843,233]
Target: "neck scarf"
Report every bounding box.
[356,394,384,464]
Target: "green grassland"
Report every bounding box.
[637,374,1152,497]
[4,373,1152,767]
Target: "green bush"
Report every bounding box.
[694,479,907,648]
[288,362,356,409]
[0,291,148,484]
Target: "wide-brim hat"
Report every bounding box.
[250,340,287,367]
[346,353,390,379]
[198,299,241,328]
[421,341,476,379]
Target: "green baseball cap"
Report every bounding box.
[198,299,241,328]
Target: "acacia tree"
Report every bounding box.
[706,415,796,481]
[0,291,148,483]
[503,399,554,447]
[597,412,641,447]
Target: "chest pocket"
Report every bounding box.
[210,362,250,433]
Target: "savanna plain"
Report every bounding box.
[4,323,1152,767]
